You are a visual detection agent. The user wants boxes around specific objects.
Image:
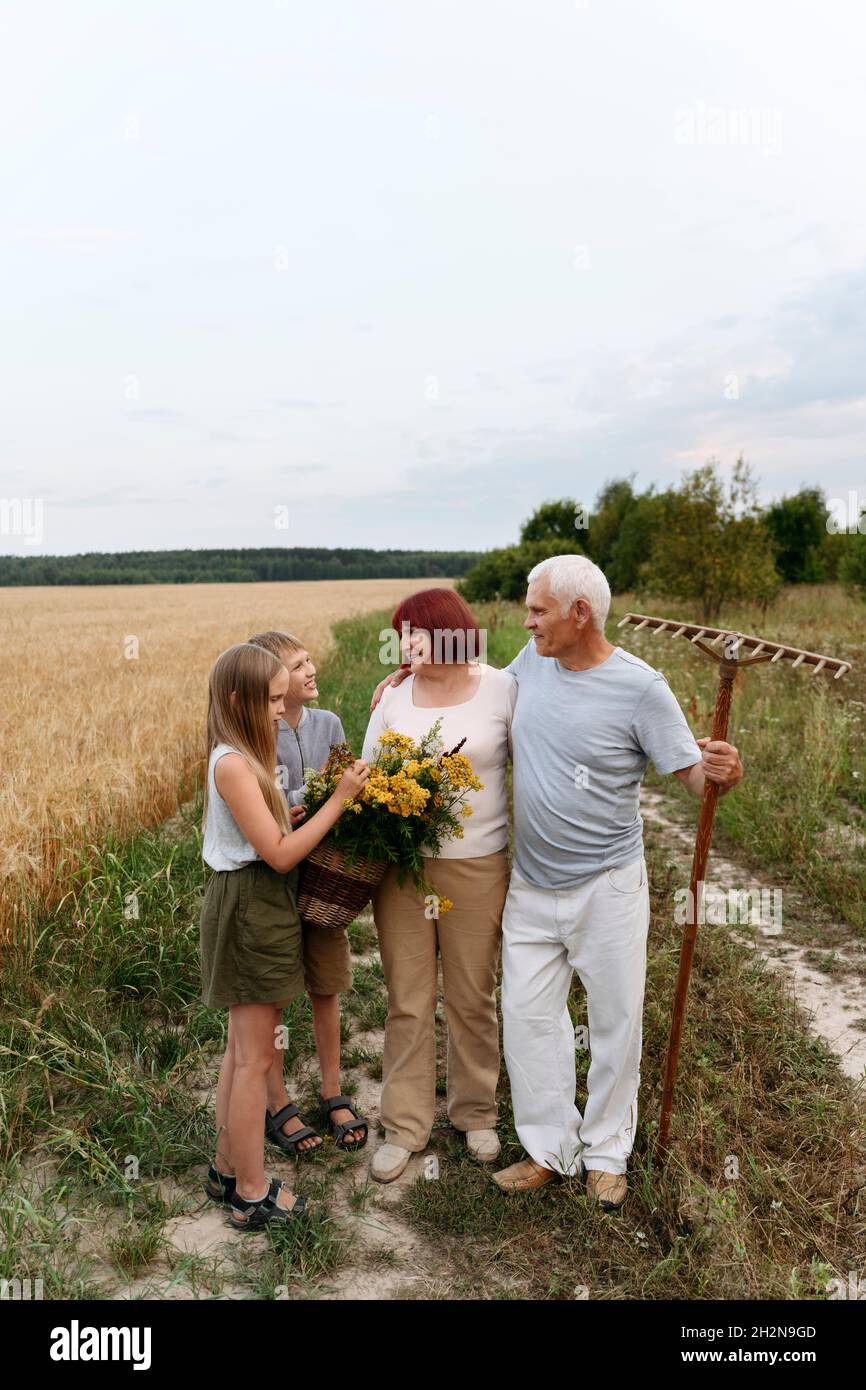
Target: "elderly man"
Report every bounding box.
[493,554,742,1208]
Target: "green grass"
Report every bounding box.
[0,801,328,1297]
[2,583,864,1300]
[399,849,865,1299]
[625,585,866,934]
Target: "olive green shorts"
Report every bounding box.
[199,861,305,1009]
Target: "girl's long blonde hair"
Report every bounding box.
[203,643,291,836]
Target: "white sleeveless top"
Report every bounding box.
[202,743,261,871]
[360,664,517,858]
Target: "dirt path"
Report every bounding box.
[291,934,445,1301]
[112,920,448,1301]
[641,786,866,1085]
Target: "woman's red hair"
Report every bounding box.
[391,588,482,664]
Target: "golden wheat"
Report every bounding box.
[0,578,451,943]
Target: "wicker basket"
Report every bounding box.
[297,840,390,929]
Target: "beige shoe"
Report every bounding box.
[492,1156,559,1193]
[466,1129,501,1162]
[370,1143,412,1183]
[585,1168,627,1210]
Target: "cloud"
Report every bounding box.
[330,263,866,534]
[558,264,866,478]
[271,398,344,411]
[123,408,187,424]
[474,371,510,394]
[278,463,331,473]
[3,226,138,250]
[51,486,190,508]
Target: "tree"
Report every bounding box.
[605,490,665,593]
[519,499,588,545]
[457,538,580,603]
[839,532,866,602]
[763,488,830,583]
[638,456,781,623]
[814,530,848,581]
[585,478,637,571]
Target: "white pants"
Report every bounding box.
[501,857,650,1177]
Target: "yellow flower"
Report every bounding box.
[436,896,454,916]
[461,804,473,816]
[439,751,483,792]
[378,730,415,752]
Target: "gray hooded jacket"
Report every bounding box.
[276,706,346,807]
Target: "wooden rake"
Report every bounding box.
[616,611,852,1161]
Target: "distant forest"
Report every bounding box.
[0,548,483,587]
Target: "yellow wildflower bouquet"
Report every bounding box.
[300,718,483,913]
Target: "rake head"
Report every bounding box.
[617,612,852,678]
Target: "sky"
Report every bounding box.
[2,0,865,557]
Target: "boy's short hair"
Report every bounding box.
[246,630,304,660]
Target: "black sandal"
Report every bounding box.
[265,1103,323,1157]
[318,1094,369,1151]
[204,1164,236,1206]
[228,1177,307,1231]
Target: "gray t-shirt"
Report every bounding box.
[506,639,702,888]
[277,705,346,807]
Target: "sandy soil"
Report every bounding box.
[641,786,866,1084]
[107,929,451,1301]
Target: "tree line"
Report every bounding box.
[457,458,866,621]
[0,548,483,587]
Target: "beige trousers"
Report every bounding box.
[372,849,510,1151]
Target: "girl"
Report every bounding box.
[199,642,368,1230]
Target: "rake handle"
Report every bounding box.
[656,656,737,1161]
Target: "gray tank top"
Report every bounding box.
[202,743,261,871]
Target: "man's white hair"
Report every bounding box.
[526,554,612,632]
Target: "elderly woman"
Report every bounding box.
[361,588,516,1182]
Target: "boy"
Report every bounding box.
[247,629,367,1153]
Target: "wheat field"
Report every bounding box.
[0,578,450,944]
